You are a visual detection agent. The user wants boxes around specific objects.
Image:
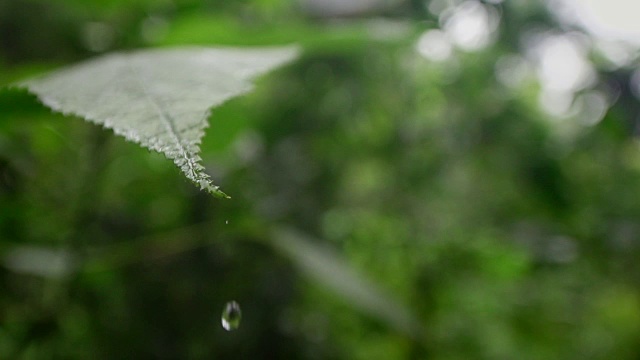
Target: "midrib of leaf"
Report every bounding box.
[126,58,226,198]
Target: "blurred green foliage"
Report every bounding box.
[2,0,640,358]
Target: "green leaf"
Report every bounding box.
[270,227,424,339]
[16,46,299,198]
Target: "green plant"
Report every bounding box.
[15,46,299,198]
[1,39,422,354]
[4,0,640,358]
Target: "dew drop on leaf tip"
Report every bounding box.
[221,300,242,331]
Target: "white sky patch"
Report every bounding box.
[494,54,533,89]
[593,39,636,68]
[574,91,608,126]
[524,32,598,118]
[553,0,640,45]
[442,1,498,51]
[539,89,575,118]
[416,29,453,62]
[531,34,596,93]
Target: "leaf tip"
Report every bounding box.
[211,189,232,199]
[198,179,231,199]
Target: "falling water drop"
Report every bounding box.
[221,301,242,331]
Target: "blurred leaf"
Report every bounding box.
[13,46,299,198]
[2,245,76,279]
[270,227,424,339]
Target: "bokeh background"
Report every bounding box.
[2,0,640,358]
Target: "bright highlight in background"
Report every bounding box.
[559,0,640,45]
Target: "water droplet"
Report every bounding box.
[221,301,241,331]
[225,220,229,225]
